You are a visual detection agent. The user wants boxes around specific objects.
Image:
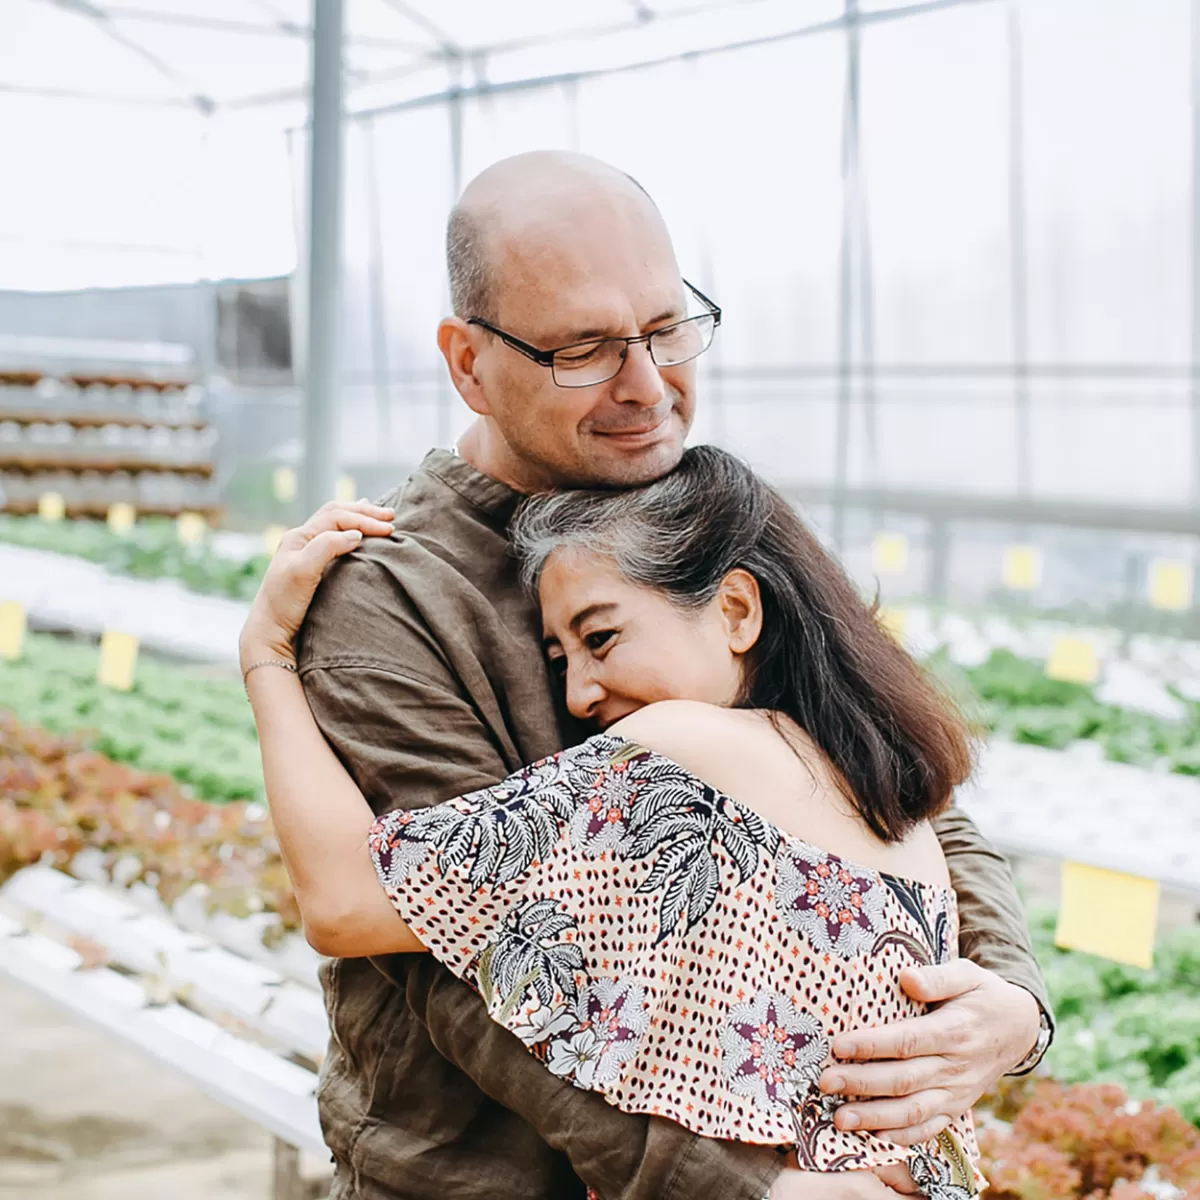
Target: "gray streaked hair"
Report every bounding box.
[510,462,735,608]
[509,444,974,846]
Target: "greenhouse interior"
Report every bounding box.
[3,1,1200,1198]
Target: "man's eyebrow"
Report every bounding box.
[541,602,619,647]
[548,308,685,346]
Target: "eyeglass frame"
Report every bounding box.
[465,279,722,388]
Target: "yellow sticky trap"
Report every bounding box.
[1003,545,1042,591]
[1148,559,1192,612]
[1046,636,1099,685]
[1055,862,1159,970]
[872,533,908,575]
[264,524,286,556]
[97,630,138,692]
[38,492,65,523]
[335,475,357,504]
[177,511,207,546]
[878,606,907,641]
[0,601,26,661]
[107,502,136,535]
[273,466,298,503]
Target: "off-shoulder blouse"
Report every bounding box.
[368,734,983,1199]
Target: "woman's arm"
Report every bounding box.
[240,499,426,958]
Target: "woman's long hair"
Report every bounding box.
[510,445,974,843]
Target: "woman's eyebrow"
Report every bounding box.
[569,602,618,634]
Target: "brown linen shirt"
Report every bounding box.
[298,448,1049,1200]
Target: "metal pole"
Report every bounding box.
[302,0,345,516]
[364,118,393,451]
[437,52,465,450]
[1007,0,1031,499]
[832,0,861,554]
[1192,0,1200,509]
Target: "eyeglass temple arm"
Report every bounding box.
[683,278,722,323]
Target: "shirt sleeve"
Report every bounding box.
[932,805,1054,1039]
[298,556,785,1200]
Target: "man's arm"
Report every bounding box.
[816,805,1052,1144]
[299,557,783,1200]
[934,805,1050,1016]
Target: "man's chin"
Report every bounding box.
[581,428,686,487]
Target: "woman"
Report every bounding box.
[240,446,982,1199]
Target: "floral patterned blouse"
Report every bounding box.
[369,734,983,1199]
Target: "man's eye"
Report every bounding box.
[555,342,606,364]
[584,630,614,652]
[548,656,568,675]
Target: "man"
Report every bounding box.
[298,151,1051,1200]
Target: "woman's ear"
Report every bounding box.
[718,569,763,655]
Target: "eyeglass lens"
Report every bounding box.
[550,314,716,387]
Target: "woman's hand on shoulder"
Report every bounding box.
[239,499,394,671]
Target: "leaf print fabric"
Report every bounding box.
[368,733,983,1197]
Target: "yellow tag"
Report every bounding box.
[335,475,357,504]
[273,466,298,503]
[107,502,136,535]
[38,492,65,523]
[1003,545,1042,591]
[176,511,208,546]
[872,533,908,575]
[1055,862,1159,970]
[1045,635,1099,685]
[879,606,907,640]
[97,630,139,692]
[1148,559,1192,612]
[264,524,286,556]
[0,601,26,661]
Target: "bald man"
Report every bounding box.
[298,152,1050,1200]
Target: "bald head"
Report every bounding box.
[446,151,665,323]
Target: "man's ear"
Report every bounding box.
[438,317,491,417]
[718,569,763,655]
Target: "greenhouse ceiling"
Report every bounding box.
[6,0,948,117]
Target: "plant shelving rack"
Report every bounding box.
[0,356,221,520]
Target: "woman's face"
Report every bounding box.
[538,547,756,729]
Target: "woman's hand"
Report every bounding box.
[769,1166,918,1198]
[239,499,394,670]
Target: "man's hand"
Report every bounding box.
[817,960,1041,1145]
[769,1168,917,1198]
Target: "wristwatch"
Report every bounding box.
[1008,1005,1053,1076]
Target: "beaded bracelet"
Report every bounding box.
[242,659,298,694]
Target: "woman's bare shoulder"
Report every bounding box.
[607,701,767,781]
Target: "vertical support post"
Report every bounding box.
[272,1138,307,1200]
[1191,0,1200,509]
[832,0,862,554]
[928,518,951,613]
[301,0,345,517]
[364,118,393,452]
[438,53,466,450]
[1007,0,1031,499]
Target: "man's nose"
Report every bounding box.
[566,667,606,722]
[611,339,667,408]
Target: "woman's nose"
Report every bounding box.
[565,667,606,721]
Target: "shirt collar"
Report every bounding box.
[420,447,524,525]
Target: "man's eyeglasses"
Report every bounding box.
[467,279,721,389]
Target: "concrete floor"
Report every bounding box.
[0,974,328,1198]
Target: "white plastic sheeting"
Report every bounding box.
[2,0,1196,507]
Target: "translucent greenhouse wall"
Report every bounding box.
[321,0,1191,525]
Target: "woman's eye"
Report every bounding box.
[548,655,568,675]
[584,630,615,652]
